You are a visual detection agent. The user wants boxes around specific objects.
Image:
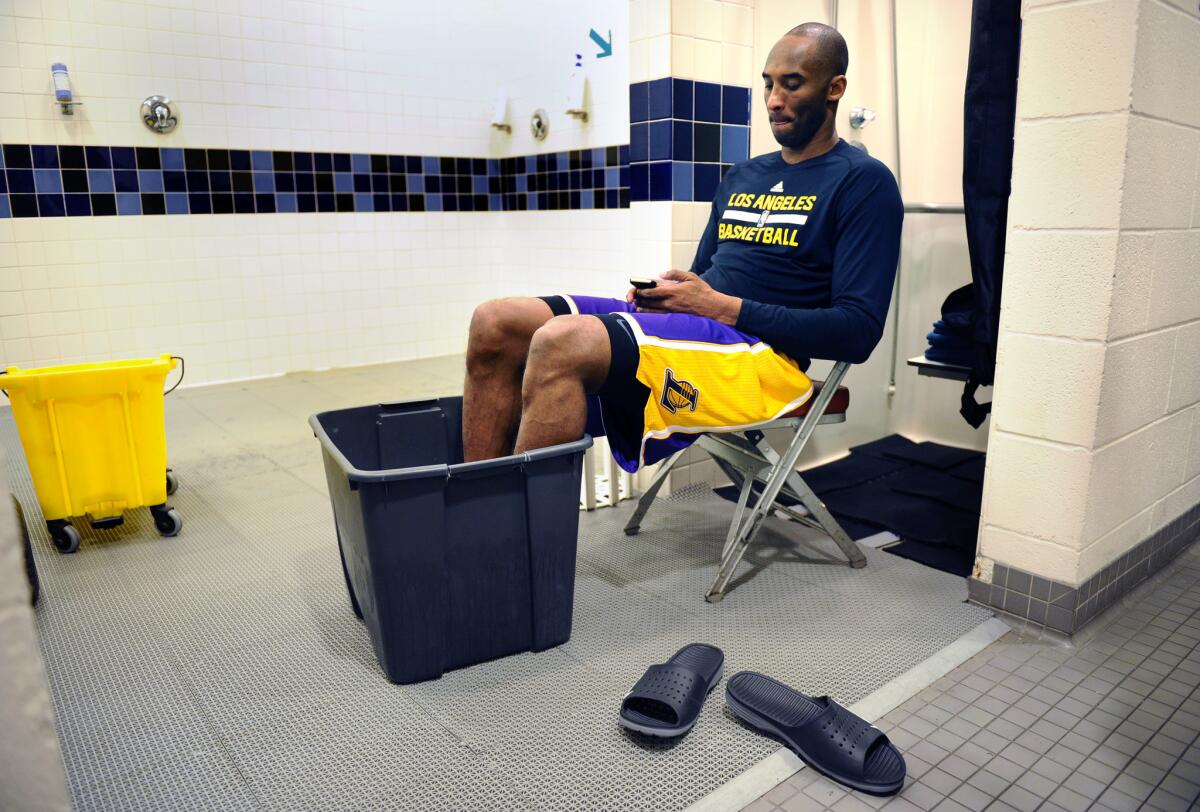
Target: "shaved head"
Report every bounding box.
[785,22,848,84]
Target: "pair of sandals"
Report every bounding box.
[618,644,906,797]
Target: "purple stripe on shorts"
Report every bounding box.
[565,295,760,345]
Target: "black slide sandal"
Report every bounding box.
[619,644,724,738]
[726,672,906,795]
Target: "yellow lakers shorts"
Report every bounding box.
[545,295,814,472]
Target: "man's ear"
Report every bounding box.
[828,75,847,102]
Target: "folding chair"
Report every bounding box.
[623,360,866,602]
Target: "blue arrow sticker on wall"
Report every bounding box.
[589,28,613,59]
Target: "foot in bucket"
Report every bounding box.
[619,644,724,738]
[726,672,906,796]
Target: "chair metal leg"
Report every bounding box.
[622,450,685,535]
[755,439,867,568]
[705,362,856,601]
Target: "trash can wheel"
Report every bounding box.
[48,520,81,554]
[166,468,178,496]
[150,505,182,537]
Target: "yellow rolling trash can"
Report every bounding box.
[1,354,183,553]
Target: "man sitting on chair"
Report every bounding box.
[462,23,903,471]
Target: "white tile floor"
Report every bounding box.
[742,543,1200,812]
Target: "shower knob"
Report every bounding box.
[141,95,178,134]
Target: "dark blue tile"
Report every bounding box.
[672,121,693,161]
[211,193,234,213]
[163,170,186,193]
[37,193,65,216]
[648,161,672,201]
[316,192,335,212]
[648,120,672,161]
[672,78,694,119]
[3,145,32,168]
[694,122,721,162]
[7,169,34,194]
[422,156,439,174]
[110,146,136,170]
[271,152,290,171]
[722,85,751,125]
[58,146,85,168]
[695,81,721,122]
[89,193,116,216]
[229,149,251,171]
[294,173,314,193]
[408,175,424,194]
[210,171,232,193]
[84,146,110,169]
[11,194,38,217]
[64,193,90,216]
[630,163,649,202]
[694,163,720,201]
[0,173,5,193]
[720,125,749,163]
[275,193,296,213]
[135,147,160,169]
[333,153,351,172]
[406,156,421,174]
[0,196,9,218]
[234,192,255,213]
[254,193,275,213]
[313,153,332,172]
[114,170,139,193]
[630,122,649,163]
[648,77,672,120]
[350,154,369,173]
[630,81,649,123]
[425,193,442,212]
[32,145,59,168]
[186,149,208,170]
[354,193,373,212]
[141,193,166,214]
[372,193,390,212]
[61,169,87,193]
[188,193,211,214]
[335,173,353,193]
[619,144,630,165]
[297,193,318,212]
[252,150,273,171]
[353,174,370,193]
[294,152,313,172]
[274,172,294,192]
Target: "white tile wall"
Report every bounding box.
[0,0,635,384]
[0,0,630,156]
[0,205,636,386]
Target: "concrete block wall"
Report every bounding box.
[979,0,1200,589]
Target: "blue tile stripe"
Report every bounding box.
[0,143,631,217]
[628,78,752,203]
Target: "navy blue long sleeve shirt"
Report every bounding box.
[690,140,904,366]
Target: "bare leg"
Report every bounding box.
[514,315,611,454]
[463,298,555,461]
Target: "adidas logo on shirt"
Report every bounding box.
[769,181,784,193]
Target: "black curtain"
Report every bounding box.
[959,0,1021,427]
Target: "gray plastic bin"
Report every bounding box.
[310,396,591,684]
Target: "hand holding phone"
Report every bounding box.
[629,277,657,290]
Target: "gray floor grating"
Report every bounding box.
[8,357,991,811]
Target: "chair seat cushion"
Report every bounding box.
[782,381,850,418]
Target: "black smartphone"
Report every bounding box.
[629,277,657,290]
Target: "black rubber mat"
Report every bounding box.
[712,435,984,577]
